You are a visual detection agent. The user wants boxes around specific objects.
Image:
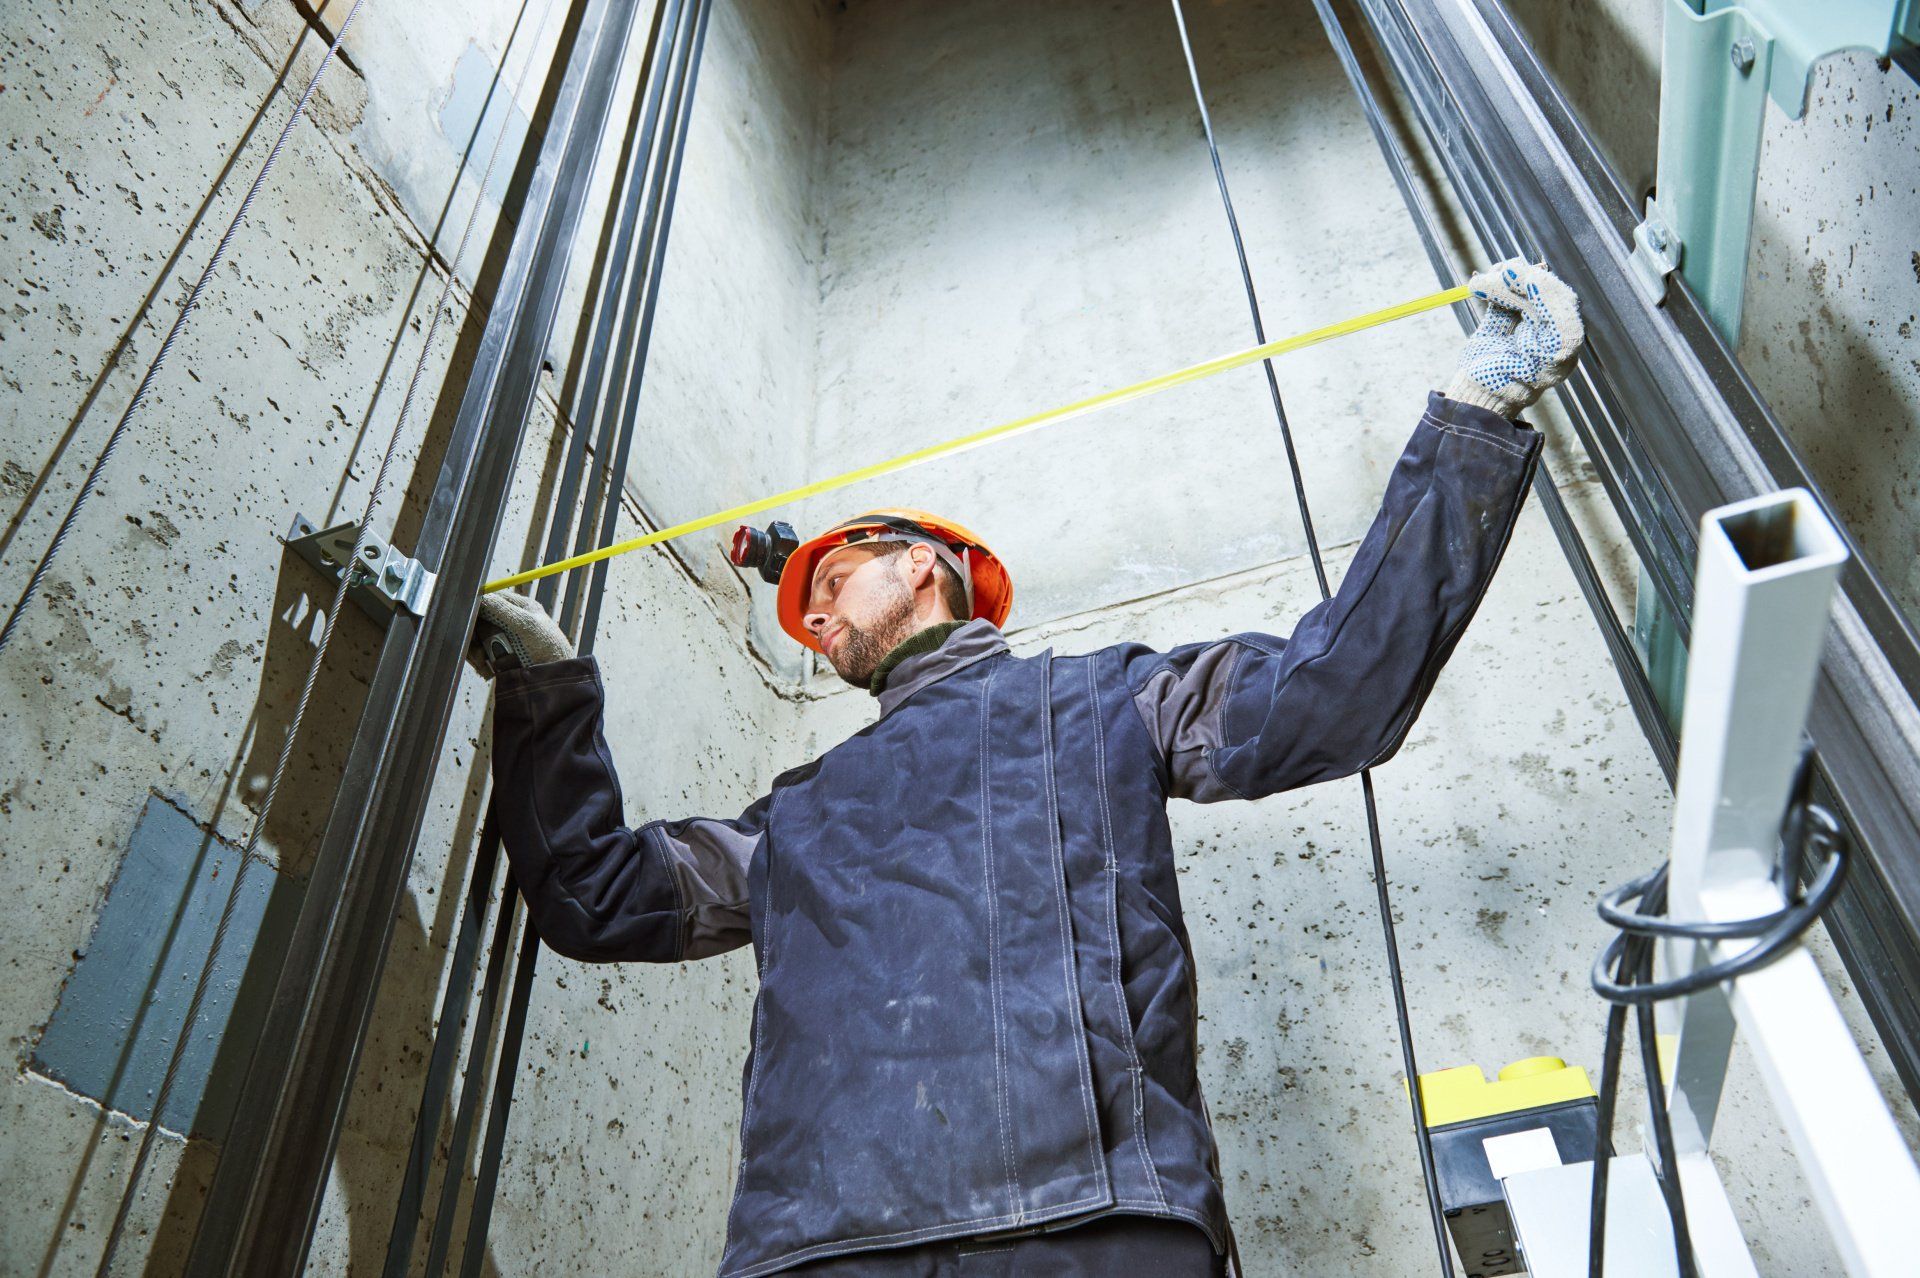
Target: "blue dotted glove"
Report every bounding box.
[1444,258,1585,419]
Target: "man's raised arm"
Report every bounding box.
[1124,259,1580,803]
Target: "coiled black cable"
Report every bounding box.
[1586,749,1850,1276]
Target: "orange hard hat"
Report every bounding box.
[751,509,1011,653]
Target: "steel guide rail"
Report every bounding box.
[1353,0,1920,1104]
[184,0,651,1272]
[1357,0,1700,643]
[382,0,698,1266]
[469,0,715,1266]
[1306,0,1678,786]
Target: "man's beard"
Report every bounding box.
[827,577,916,687]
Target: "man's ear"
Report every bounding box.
[904,543,938,592]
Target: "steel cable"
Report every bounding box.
[0,2,366,658]
[1168,1,1455,1272]
[90,0,559,1267]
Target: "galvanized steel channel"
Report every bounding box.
[183,0,656,1271]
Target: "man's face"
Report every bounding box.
[803,544,919,686]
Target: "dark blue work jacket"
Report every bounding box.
[491,394,1541,1276]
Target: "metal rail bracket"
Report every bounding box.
[1653,0,1919,340]
[284,513,436,620]
[1629,199,1683,307]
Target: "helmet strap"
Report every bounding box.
[849,532,975,618]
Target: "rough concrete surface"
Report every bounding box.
[1,0,1915,1275]
[805,0,1465,641]
[1505,0,1920,629]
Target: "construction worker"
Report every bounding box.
[474,260,1583,1277]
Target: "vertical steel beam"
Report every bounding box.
[183,1,649,1272]
[457,3,714,1268]
[379,3,687,1271]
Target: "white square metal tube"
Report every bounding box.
[1660,488,1920,1275]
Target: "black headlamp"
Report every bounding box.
[729,520,799,584]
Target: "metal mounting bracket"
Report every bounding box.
[284,513,436,620]
[1653,0,1920,341]
[1629,198,1683,308]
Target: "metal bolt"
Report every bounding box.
[1730,36,1757,75]
[1646,223,1671,253]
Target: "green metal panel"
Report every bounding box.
[1634,566,1690,735]
[1658,0,1774,340]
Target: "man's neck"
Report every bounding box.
[868,619,966,697]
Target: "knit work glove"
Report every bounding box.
[469,590,575,677]
[1444,258,1585,419]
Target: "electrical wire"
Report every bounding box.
[0,3,367,659]
[1586,749,1850,1275]
[1166,1,1453,1273]
[89,0,560,1268]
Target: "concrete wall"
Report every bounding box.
[1505,0,1920,625]
[804,0,1464,645]
[0,0,826,1273]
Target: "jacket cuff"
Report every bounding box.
[495,654,601,708]
[1425,389,1539,445]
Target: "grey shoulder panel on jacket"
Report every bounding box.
[1124,639,1250,803]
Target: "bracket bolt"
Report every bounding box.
[1730,36,1757,75]
[1646,223,1671,253]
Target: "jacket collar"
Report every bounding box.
[874,618,1010,718]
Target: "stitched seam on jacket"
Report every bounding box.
[1088,658,1167,1209]
[1435,419,1527,459]
[1201,644,1255,802]
[1224,632,1284,657]
[1423,410,1529,459]
[1105,1200,1228,1250]
[717,1194,1113,1278]
[1039,654,1109,1187]
[1125,671,1175,795]
[878,641,1008,719]
[1216,643,1244,746]
[1358,434,1541,771]
[495,669,599,703]
[724,790,784,1238]
[978,661,1021,1212]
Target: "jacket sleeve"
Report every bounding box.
[1125,393,1542,802]
[489,656,769,963]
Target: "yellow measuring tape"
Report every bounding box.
[483,282,1471,595]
